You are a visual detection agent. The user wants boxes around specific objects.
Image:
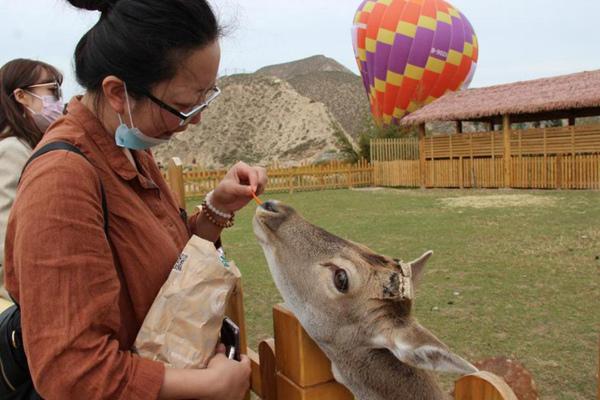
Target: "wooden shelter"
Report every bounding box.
[371,69,600,189]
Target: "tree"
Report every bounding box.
[331,122,359,163]
[357,116,418,161]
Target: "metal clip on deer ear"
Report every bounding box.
[393,250,432,300]
[396,261,414,300]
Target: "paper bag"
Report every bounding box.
[134,235,241,369]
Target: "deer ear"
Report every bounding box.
[373,321,477,375]
[409,250,432,286]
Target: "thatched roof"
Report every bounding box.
[401,69,600,125]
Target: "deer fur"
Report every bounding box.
[253,200,477,400]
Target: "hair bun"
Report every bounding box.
[67,0,119,14]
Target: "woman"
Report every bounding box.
[0,59,63,307]
[4,0,266,399]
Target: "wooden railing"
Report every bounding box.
[370,124,600,189]
[164,159,374,199]
[422,125,600,159]
[167,124,600,193]
[371,137,419,161]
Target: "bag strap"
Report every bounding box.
[12,142,110,309]
[21,141,108,234]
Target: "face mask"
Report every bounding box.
[26,92,64,132]
[114,84,169,150]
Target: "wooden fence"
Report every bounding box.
[371,137,419,161]
[371,124,600,189]
[167,124,599,195]
[165,159,374,199]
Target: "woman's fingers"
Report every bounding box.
[231,163,268,196]
[212,163,268,211]
[256,167,268,195]
[233,162,259,193]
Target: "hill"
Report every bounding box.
[154,55,370,168]
[153,74,352,168]
[255,54,352,80]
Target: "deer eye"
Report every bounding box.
[333,269,349,293]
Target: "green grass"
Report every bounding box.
[187,188,599,400]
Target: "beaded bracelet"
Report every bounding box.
[205,190,234,219]
[200,200,235,229]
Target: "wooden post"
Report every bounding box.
[556,154,563,189]
[502,114,512,188]
[571,125,576,156]
[449,133,455,186]
[225,279,251,400]
[491,131,496,186]
[469,133,475,188]
[273,304,353,400]
[456,120,463,134]
[571,126,576,188]
[258,339,277,400]
[418,123,426,189]
[568,116,576,126]
[167,157,186,208]
[459,156,464,189]
[543,128,548,188]
[454,371,518,400]
[347,164,353,189]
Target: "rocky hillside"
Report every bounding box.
[153,74,352,168]
[287,70,370,139]
[255,54,353,80]
[154,55,369,169]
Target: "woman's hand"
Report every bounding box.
[202,345,252,400]
[211,161,267,213]
[158,345,251,400]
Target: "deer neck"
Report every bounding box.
[327,343,450,400]
[285,293,449,400]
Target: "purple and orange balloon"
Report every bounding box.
[352,0,478,127]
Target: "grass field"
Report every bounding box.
[188,188,599,399]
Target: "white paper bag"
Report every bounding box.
[134,235,241,368]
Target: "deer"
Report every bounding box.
[253,200,478,400]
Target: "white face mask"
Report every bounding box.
[114,83,170,150]
[25,92,64,132]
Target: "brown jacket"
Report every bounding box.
[4,97,198,399]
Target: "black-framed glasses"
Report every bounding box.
[145,86,221,126]
[26,81,62,100]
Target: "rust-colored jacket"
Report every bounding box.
[4,98,197,399]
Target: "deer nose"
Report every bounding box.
[261,200,278,213]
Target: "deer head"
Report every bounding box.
[253,200,477,400]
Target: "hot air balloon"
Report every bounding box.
[352,0,478,127]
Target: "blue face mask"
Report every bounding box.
[114,84,170,150]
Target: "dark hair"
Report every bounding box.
[0,59,63,148]
[68,0,221,99]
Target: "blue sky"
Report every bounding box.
[1,0,599,99]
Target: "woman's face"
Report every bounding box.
[128,40,221,139]
[14,69,61,114]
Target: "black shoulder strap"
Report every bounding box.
[22,141,108,234]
